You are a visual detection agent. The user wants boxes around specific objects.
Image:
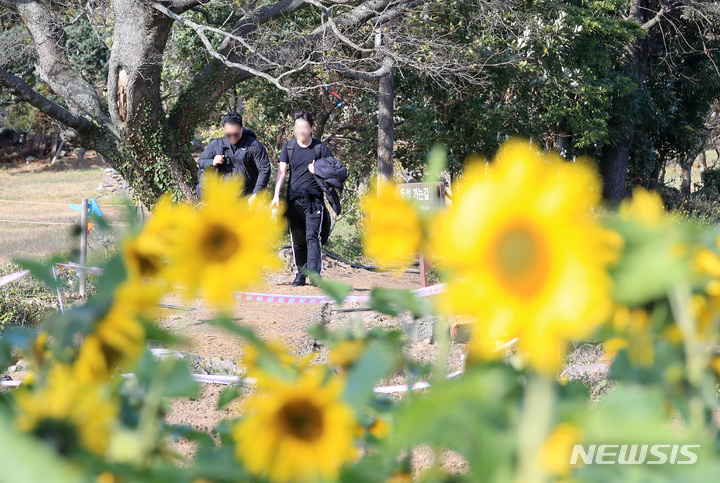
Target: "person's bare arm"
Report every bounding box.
[271,162,288,208]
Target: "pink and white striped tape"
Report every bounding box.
[55,263,105,276]
[0,379,22,387]
[0,269,31,288]
[56,263,446,304]
[1,370,462,393]
[1,266,454,393]
[236,283,445,304]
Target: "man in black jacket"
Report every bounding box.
[271,109,344,287]
[197,112,271,203]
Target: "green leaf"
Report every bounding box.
[162,358,200,398]
[188,445,250,480]
[339,454,389,483]
[210,318,295,381]
[217,387,242,409]
[13,257,65,290]
[0,328,38,371]
[383,364,522,477]
[141,318,180,345]
[91,254,127,302]
[307,323,333,342]
[0,409,84,483]
[607,219,692,306]
[305,272,352,304]
[423,144,447,183]
[343,340,397,411]
[134,351,199,398]
[369,287,431,318]
[167,424,215,447]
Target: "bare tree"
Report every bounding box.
[0,0,508,205]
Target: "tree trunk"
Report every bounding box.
[680,124,714,196]
[659,161,666,186]
[600,138,632,202]
[103,0,196,205]
[598,0,655,202]
[648,155,665,190]
[680,160,693,195]
[699,150,707,169]
[315,86,343,140]
[377,68,395,183]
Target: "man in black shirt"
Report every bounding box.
[272,109,334,286]
[197,112,271,203]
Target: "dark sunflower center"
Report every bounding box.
[202,224,240,262]
[279,399,324,441]
[100,339,124,369]
[34,418,81,456]
[491,222,549,297]
[135,252,162,277]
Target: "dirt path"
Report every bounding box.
[157,259,423,361]
[161,259,427,458]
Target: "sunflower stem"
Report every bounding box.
[668,284,707,434]
[515,372,555,483]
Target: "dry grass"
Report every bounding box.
[0,154,134,264]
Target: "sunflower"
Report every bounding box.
[242,340,314,380]
[122,194,190,287]
[13,364,118,455]
[327,339,367,371]
[165,173,283,308]
[73,281,160,381]
[618,187,669,228]
[540,423,583,476]
[689,235,720,340]
[605,306,654,366]
[432,139,615,374]
[367,416,391,439]
[233,369,357,482]
[362,180,423,268]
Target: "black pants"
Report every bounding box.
[287,196,326,276]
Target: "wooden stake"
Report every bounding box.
[419,251,430,287]
[79,198,88,296]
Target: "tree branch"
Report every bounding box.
[189,6,239,25]
[0,68,98,134]
[304,0,374,53]
[642,6,669,30]
[168,0,205,14]
[327,55,395,80]
[12,0,109,124]
[166,0,466,137]
[167,0,331,136]
[151,1,292,91]
[226,0,308,38]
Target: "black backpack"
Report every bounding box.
[285,138,323,165]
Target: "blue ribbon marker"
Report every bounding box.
[69,199,103,217]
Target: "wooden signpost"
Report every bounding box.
[397,182,446,287]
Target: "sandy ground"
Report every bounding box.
[156,259,423,361]
[158,259,444,459]
[155,259,475,476]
